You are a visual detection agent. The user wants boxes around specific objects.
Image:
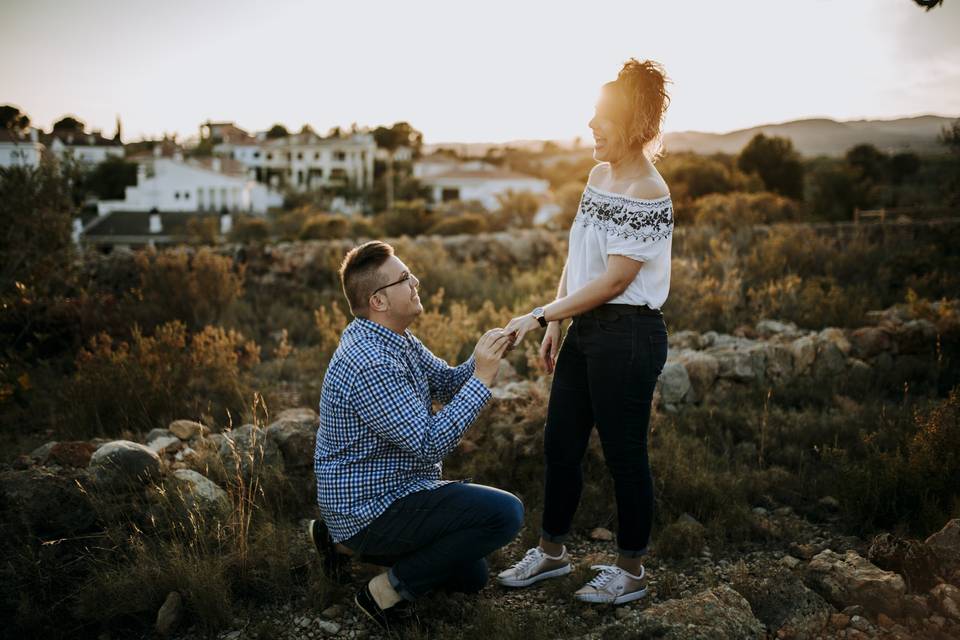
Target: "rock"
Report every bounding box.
[677,351,719,401]
[266,415,317,472]
[780,555,801,570]
[713,348,757,382]
[585,585,764,639]
[818,496,840,511]
[805,549,906,616]
[46,441,98,467]
[760,344,794,382]
[217,424,282,478]
[850,327,892,359]
[496,359,520,384]
[147,436,181,455]
[829,612,850,629]
[272,407,318,428]
[490,380,534,401]
[89,440,161,488]
[29,441,58,464]
[903,594,930,619]
[733,567,833,639]
[756,319,800,339]
[790,336,817,374]
[752,507,769,516]
[670,330,703,350]
[867,532,940,592]
[925,518,960,574]
[812,341,846,380]
[659,362,692,404]
[818,328,852,356]
[614,606,631,620]
[169,469,230,518]
[316,620,340,635]
[846,358,873,392]
[321,605,342,619]
[930,583,960,620]
[168,420,208,440]
[146,428,172,444]
[589,527,614,541]
[0,467,97,537]
[155,591,183,637]
[877,612,895,628]
[896,319,937,354]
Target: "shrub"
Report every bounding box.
[228,216,270,243]
[375,199,437,237]
[299,213,350,240]
[690,191,800,229]
[427,213,489,236]
[65,320,260,435]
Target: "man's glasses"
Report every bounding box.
[370,272,419,298]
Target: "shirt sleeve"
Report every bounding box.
[349,360,491,464]
[606,202,674,263]
[410,335,478,404]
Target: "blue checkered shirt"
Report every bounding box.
[314,316,492,543]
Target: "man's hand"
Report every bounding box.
[503,313,541,347]
[473,328,513,388]
[540,321,561,373]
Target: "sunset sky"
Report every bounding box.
[2,0,958,144]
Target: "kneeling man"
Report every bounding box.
[310,241,522,630]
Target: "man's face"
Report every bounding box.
[370,255,422,323]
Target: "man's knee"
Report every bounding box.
[489,490,524,541]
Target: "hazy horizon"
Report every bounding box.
[3,0,959,144]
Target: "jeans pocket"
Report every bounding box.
[597,314,632,335]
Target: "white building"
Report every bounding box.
[208,123,376,193]
[420,167,551,211]
[0,128,44,168]
[96,155,282,215]
[43,130,124,165]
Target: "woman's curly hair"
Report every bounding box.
[606,58,671,161]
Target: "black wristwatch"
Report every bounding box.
[531,306,547,328]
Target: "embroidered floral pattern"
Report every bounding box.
[574,185,674,242]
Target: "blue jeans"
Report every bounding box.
[541,311,668,557]
[341,482,524,600]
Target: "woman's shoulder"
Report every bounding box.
[585,164,671,203]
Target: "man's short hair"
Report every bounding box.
[339,241,395,317]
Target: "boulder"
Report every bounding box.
[266,413,317,472]
[790,336,817,374]
[867,532,940,592]
[0,467,97,537]
[925,518,960,574]
[805,549,906,616]
[29,441,58,464]
[169,469,230,518]
[155,591,183,637]
[168,420,208,440]
[272,407,318,428]
[217,424,282,478]
[659,362,692,404]
[713,348,757,382]
[812,341,847,380]
[756,319,801,339]
[818,328,852,356]
[732,567,833,639]
[849,327,892,359]
[584,585,765,639]
[677,351,720,401]
[930,583,960,620]
[89,440,161,487]
[46,441,98,468]
[147,436,181,455]
[896,319,936,355]
[758,343,794,383]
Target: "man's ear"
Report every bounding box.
[368,292,388,313]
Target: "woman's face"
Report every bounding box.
[589,85,629,163]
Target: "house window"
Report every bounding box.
[253,151,261,159]
[174,191,180,199]
[314,152,320,160]
[442,188,460,202]
[184,192,190,199]
[334,151,346,161]
[266,153,273,160]
[286,152,292,161]
[297,152,303,160]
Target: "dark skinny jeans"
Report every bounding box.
[541,311,668,557]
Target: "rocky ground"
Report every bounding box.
[160,511,960,640]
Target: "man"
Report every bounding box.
[309,240,523,630]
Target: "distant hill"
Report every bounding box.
[425,115,957,158]
[664,115,956,157]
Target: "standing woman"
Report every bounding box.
[498,59,673,604]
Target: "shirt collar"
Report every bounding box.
[351,316,412,353]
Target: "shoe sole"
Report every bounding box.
[354,592,388,631]
[497,563,573,588]
[306,520,318,550]
[575,586,648,605]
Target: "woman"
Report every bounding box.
[498,58,673,605]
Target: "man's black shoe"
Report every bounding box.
[307,518,351,581]
[354,582,417,632]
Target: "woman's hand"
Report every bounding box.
[503,313,541,348]
[540,321,561,373]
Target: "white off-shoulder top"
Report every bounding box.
[566,183,674,310]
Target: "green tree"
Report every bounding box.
[845,144,889,183]
[737,133,804,199]
[52,116,85,132]
[0,105,30,133]
[85,156,138,200]
[266,124,289,139]
[889,152,920,186]
[373,122,424,211]
[941,119,960,155]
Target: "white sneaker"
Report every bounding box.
[574,564,648,604]
[497,546,573,587]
